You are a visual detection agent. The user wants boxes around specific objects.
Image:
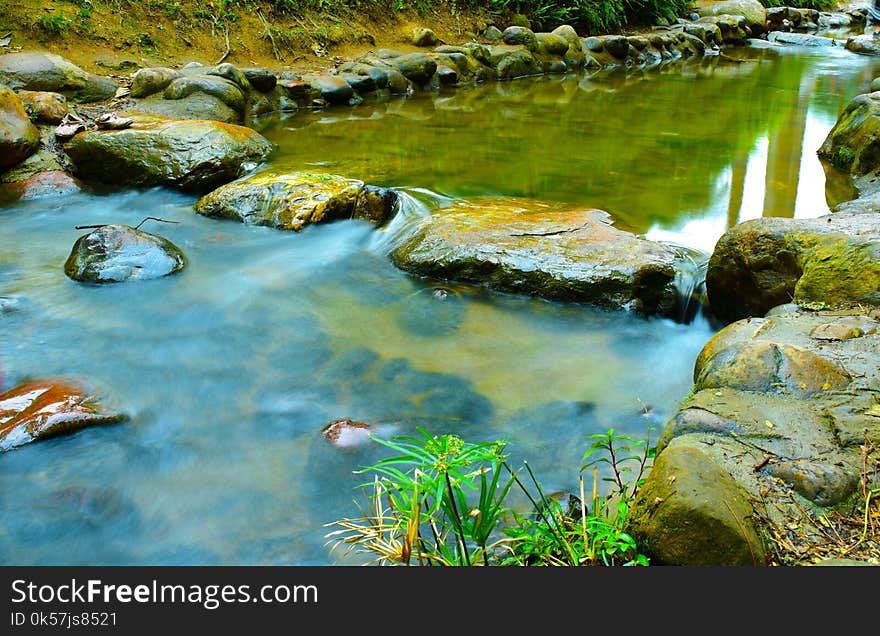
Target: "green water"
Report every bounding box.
[0,43,876,565]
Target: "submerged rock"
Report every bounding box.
[63,113,274,192]
[0,379,126,452]
[389,197,681,316]
[0,87,40,172]
[193,171,398,231]
[0,51,117,102]
[64,224,187,283]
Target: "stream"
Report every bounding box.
[1,41,878,565]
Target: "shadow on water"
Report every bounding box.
[2,44,879,564]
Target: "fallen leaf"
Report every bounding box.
[765,420,774,429]
[866,404,880,418]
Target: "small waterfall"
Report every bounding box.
[367,187,456,256]
[667,243,710,325]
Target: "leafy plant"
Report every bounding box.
[326,421,655,567]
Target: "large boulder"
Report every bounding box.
[818,91,880,176]
[0,51,117,102]
[627,444,766,566]
[388,197,683,316]
[0,379,126,452]
[705,211,880,323]
[0,87,40,172]
[64,224,187,283]
[194,171,398,231]
[632,306,880,564]
[63,113,274,192]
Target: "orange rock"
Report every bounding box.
[0,379,125,451]
[321,418,372,449]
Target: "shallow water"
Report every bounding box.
[1,42,877,565]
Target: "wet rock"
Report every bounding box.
[0,379,126,452]
[241,67,277,93]
[308,73,355,105]
[819,91,880,176]
[602,35,631,59]
[321,418,373,449]
[15,90,69,124]
[128,92,240,123]
[845,35,880,56]
[0,170,81,202]
[163,75,246,113]
[646,306,880,564]
[766,460,858,506]
[64,224,187,283]
[64,113,274,192]
[695,340,852,396]
[389,197,681,316]
[0,51,117,102]
[502,26,539,52]
[493,48,541,80]
[482,26,503,42]
[628,444,766,566]
[388,53,437,86]
[705,212,880,322]
[194,171,397,231]
[694,0,767,35]
[768,31,842,47]
[129,67,181,98]
[0,87,40,171]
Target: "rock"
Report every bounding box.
[627,444,767,566]
[602,35,631,59]
[0,87,40,171]
[502,26,539,52]
[193,171,398,231]
[768,31,841,47]
[819,91,880,176]
[412,28,439,47]
[388,53,437,86]
[483,26,503,42]
[536,33,569,56]
[132,92,240,123]
[64,113,274,192]
[308,74,355,105]
[694,0,767,35]
[321,418,372,449]
[163,75,246,113]
[845,35,880,56]
[646,306,880,563]
[64,224,187,283]
[15,90,69,124]
[493,48,540,80]
[129,67,181,98]
[241,67,277,93]
[0,379,125,452]
[0,51,117,102]
[388,197,682,316]
[0,170,81,202]
[705,212,880,322]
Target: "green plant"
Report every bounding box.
[326,422,654,566]
[36,13,72,36]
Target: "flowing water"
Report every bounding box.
[1,42,878,565]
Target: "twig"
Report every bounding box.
[215,21,231,65]
[258,11,282,61]
[74,217,181,231]
[722,499,758,566]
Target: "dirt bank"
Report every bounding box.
[0,1,505,76]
